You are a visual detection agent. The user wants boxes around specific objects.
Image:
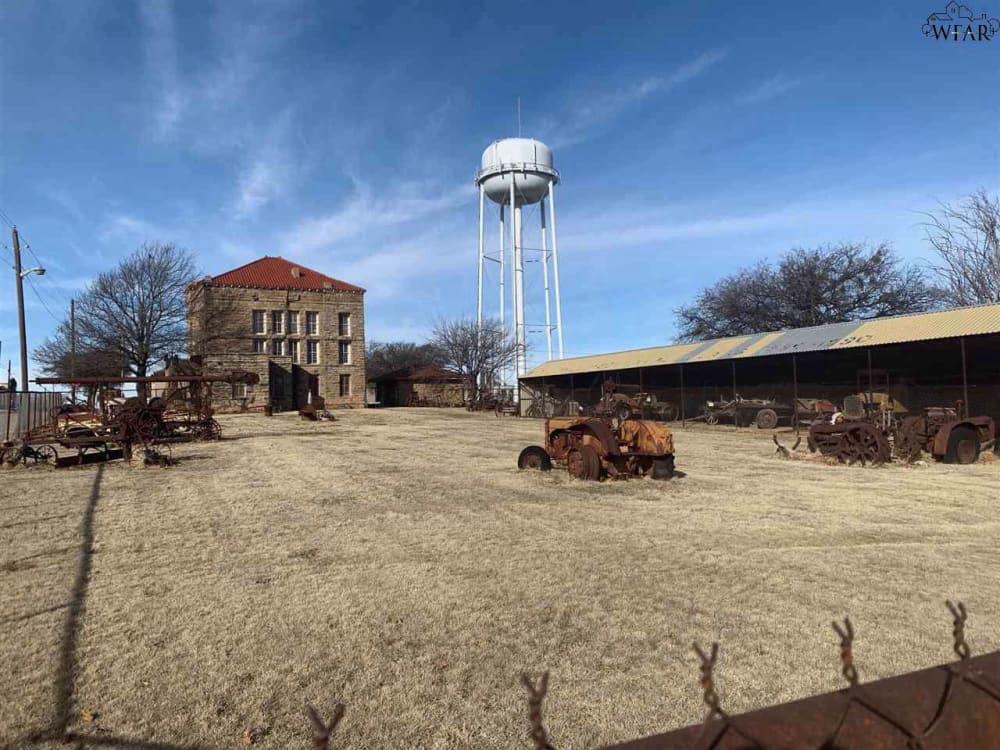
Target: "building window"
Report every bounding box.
[252,338,265,354]
[288,339,299,364]
[338,312,351,336]
[252,310,265,334]
[338,341,350,364]
[271,339,284,356]
[287,311,299,335]
[305,311,318,335]
[306,340,318,364]
[232,382,247,400]
[339,374,351,397]
[271,311,284,335]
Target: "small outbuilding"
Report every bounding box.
[369,365,468,407]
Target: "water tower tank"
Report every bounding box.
[477,138,559,206]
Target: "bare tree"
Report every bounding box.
[68,243,197,397]
[34,320,123,379]
[365,341,444,379]
[922,189,1000,306]
[675,242,940,340]
[429,317,518,398]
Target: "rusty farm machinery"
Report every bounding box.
[698,394,836,429]
[518,379,675,481]
[0,370,258,468]
[804,392,996,466]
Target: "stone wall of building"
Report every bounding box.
[187,283,366,409]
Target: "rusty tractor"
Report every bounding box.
[517,413,675,481]
[582,378,676,423]
[895,405,995,464]
[808,393,995,466]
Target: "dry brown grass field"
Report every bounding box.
[2,408,999,749]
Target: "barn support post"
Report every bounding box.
[570,373,575,409]
[867,348,874,408]
[732,360,738,429]
[961,337,969,418]
[792,354,799,433]
[679,364,686,427]
[639,367,645,419]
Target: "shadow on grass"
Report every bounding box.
[20,464,206,750]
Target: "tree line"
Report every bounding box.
[33,190,1000,392]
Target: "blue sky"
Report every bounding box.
[1,0,998,379]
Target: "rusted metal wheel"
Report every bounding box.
[31,445,58,466]
[945,427,980,465]
[566,445,601,481]
[836,423,888,466]
[755,409,778,430]
[894,420,925,462]
[705,413,719,426]
[196,418,222,441]
[517,445,552,472]
[651,456,674,480]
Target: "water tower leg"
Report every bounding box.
[540,198,553,361]
[514,204,526,380]
[476,185,485,331]
[548,182,565,358]
[498,204,505,341]
[510,180,526,387]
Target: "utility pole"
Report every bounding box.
[70,299,77,404]
[12,227,28,395]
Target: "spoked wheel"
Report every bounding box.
[517,445,552,472]
[30,445,59,467]
[755,409,778,430]
[566,445,601,481]
[836,424,889,466]
[945,427,980,465]
[195,418,222,441]
[705,413,719,426]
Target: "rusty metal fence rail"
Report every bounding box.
[302,601,1000,750]
[1,390,68,441]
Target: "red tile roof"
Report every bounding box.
[203,256,364,293]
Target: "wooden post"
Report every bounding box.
[570,373,575,409]
[679,364,686,427]
[867,348,874,409]
[961,337,969,418]
[732,360,738,429]
[4,360,12,441]
[70,299,76,405]
[792,354,799,433]
[638,367,645,419]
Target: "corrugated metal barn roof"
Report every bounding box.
[523,303,1000,379]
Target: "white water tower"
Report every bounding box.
[475,137,564,384]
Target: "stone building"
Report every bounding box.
[369,365,469,407]
[186,256,366,411]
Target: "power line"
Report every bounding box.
[0,207,14,228]
[25,274,64,324]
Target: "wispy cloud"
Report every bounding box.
[735,73,801,105]
[233,110,296,219]
[282,180,475,254]
[540,49,727,149]
[98,213,166,242]
[138,0,185,140]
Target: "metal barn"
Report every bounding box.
[518,303,1000,425]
